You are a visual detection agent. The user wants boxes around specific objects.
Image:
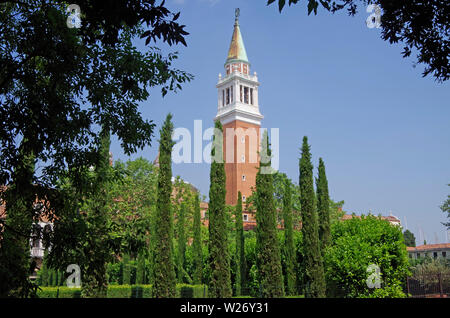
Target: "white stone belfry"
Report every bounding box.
[214,12,263,126]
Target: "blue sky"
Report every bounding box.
[110,0,450,245]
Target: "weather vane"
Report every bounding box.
[235,8,240,19]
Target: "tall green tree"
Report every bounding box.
[272,172,301,227]
[80,127,114,297]
[177,202,187,283]
[441,184,450,229]
[109,158,158,256]
[282,178,296,296]
[316,158,331,253]
[234,191,246,296]
[403,229,416,247]
[122,253,131,285]
[0,1,191,297]
[255,131,284,298]
[268,0,449,82]
[40,249,50,287]
[299,136,325,298]
[207,120,232,298]
[152,114,177,298]
[192,194,203,285]
[136,252,146,285]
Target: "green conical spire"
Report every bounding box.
[226,9,248,64]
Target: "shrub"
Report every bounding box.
[107,262,122,284]
[107,285,132,298]
[131,285,143,298]
[37,287,58,298]
[179,285,193,298]
[176,284,206,298]
[324,215,410,298]
[37,287,81,298]
[142,285,152,298]
[36,284,208,298]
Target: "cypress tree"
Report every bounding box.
[122,253,131,285]
[316,158,331,253]
[40,249,49,287]
[56,270,61,287]
[81,127,112,297]
[234,191,246,296]
[299,136,326,298]
[283,178,296,296]
[49,269,55,287]
[192,194,203,285]
[152,113,177,297]
[59,270,65,286]
[207,120,232,297]
[255,131,284,297]
[148,204,157,286]
[403,229,416,247]
[136,252,145,285]
[177,202,187,283]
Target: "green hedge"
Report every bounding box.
[176,284,206,298]
[37,287,82,298]
[37,284,207,298]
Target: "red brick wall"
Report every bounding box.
[222,120,260,206]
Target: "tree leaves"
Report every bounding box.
[307,0,319,15]
[324,215,410,297]
[268,0,449,82]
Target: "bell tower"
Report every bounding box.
[215,9,263,206]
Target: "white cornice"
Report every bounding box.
[217,72,259,88]
[214,107,263,126]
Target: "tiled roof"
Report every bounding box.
[243,222,257,231]
[341,214,401,223]
[407,243,450,252]
[0,185,57,223]
[0,203,5,219]
[0,185,5,219]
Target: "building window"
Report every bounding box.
[433,252,438,259]
[409,254,412,258]
[222,90,225,107]
[241,154,245,163]
[242,175,246,181]
[241,136,245,143]
[250,88,253,105]
[226,88,230,105]
[417,253,420,258]
[243,64,248,74]
[243,214,248,221]
[240,85,243,102]
[230,85,233,103]
[442,251,447,258]
[226,64,230,75]
[242,195,246,202]
[244,86,249,104]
